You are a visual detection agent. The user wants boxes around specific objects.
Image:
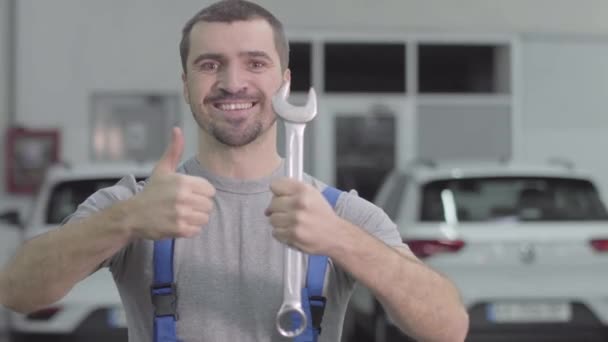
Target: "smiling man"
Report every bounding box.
[184,20,280,149]
[0,1,468,341]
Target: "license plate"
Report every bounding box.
[107,307,127,328]
[487,301,571,323]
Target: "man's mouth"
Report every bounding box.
[214,102,256,111]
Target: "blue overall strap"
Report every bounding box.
[296,186,342,342]
[321,186,341,209]
[152,238,179,342]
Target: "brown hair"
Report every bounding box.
[180,0,289,73]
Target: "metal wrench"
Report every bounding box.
[272,80,317,338]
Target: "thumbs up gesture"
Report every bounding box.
[129,127,216,240]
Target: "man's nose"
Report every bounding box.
[217,66,247,94]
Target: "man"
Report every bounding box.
[0,1,468,341]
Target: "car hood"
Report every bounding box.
[57,269,122,306]
[403,220,608,241]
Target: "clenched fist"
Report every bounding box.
[265,178,343,255]
[128,127,216,240]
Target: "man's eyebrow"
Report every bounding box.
[190,51,273,67]
[240,50,272,60]
[191,53,225,66]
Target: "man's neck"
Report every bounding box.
[197,126,282,180]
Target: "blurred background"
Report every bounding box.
[2,0,608,341]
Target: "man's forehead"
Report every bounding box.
[189,19,277,52]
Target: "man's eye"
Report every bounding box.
[249,61,266,70]
[200,62,219,72]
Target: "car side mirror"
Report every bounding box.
[0,210,23,228]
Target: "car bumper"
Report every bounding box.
[377,321,608,342]
[10,308,127,342]
[361,301,608,342]
[465,327,608,342]
[465,302,608,342]
[11,330,127,342]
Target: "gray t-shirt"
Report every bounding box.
[67,157,404,342]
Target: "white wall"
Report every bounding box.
[15,0,608,165]
[265,0,608,35]
[11,0,608,195]
[519,35,608,198]
[0,0,10,194]
[16,0,191,164]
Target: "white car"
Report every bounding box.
[8,162,152,342]
[346,160,608,342]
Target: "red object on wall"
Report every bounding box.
[5,127,60,194]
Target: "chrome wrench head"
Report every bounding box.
[272,80,318,337]
[276,302,307,338]
[272,80,317,123]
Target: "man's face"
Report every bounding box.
[182,19,289,147]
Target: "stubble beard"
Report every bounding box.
[192,110,276,148]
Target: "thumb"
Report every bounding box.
[154,127,184,174]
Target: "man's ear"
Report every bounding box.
[283,68,291,83]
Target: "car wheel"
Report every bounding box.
[374,313,387,342]
[343,319,368,342]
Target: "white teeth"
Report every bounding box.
[217,102,254,111]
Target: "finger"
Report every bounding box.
[181,194,214,214]
[271,227,291,245]
[269,178,305,196]
[184,211,210,227]
[176,223,203,238]
[272,228,301,250]
[264,196,294,216]
[181,175,216,197]
[268,212,293,228]
[154,127,184,175]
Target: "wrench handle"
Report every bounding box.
[276,121,307,337]
[285,122,305,181]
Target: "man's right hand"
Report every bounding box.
[128,127,215,240]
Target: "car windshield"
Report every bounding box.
[420,177,608,222]
[46,178,123,224]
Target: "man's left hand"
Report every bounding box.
[265,178,342,255]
